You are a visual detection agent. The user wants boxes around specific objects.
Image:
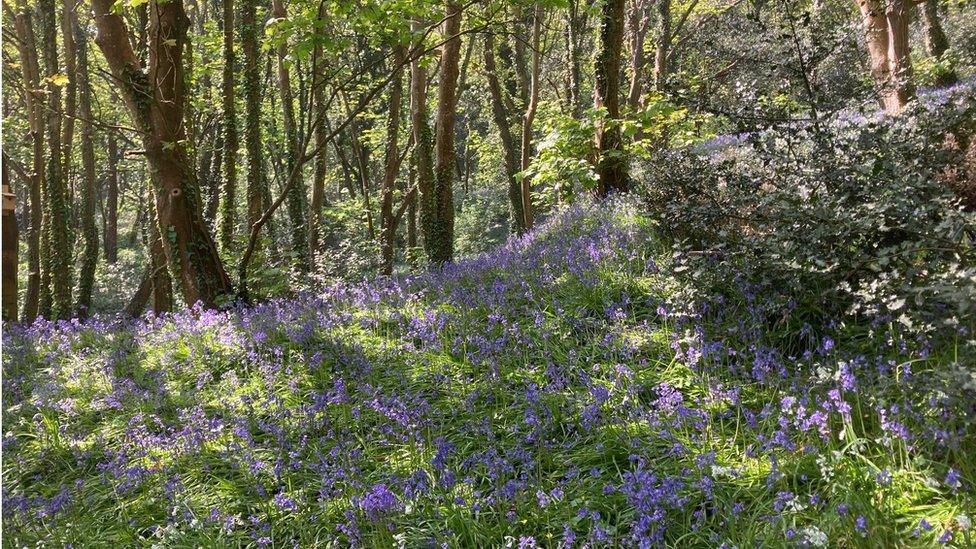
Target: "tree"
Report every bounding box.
[75,16,99,317]
[483,30,525,235]
[594,0,628,194]
[411,18,437,259]
[104,132,119,264]
[380,46,406,276]
[39,0,73,318]
[91,0,234,308]
[11,0,44,320]
[854,0,914,114]
[426,0,462,264]
[519,3,543,230]
[242,0,264,232]
[919,0,957,86]
[219,0,238,251]
[272,0,308,268]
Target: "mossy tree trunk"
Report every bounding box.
[219,0,238,252]
[594,0,628,195]
[75,16,99,318]
[92,0,234,308]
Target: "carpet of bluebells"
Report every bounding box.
[3,199,975,547]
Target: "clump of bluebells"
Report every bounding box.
[3,197,974,547]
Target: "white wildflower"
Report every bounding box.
[801,526,829,547]
[957,513,972,531]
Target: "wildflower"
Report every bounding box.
[801,526,828,547]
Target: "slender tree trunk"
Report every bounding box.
[627,0,650,110]
[428,0,462,264]
[75,17,99,318]
[566,0,587,117]
[309,8,328,260]
[484,32,524,235]
[219,0,238,251]
[92,0,234,308]
[40,0,73,318]
[344,95,375,240]
[105,132,119,264]
[920,0,956,86]
[207,129,224,225]
[272,0,308,269]
[407,158,417,263]
[12,0,43,320]
[242,0,264,230]
[62,0,77,217]
[594,0,628,195]
[519,4,542,230]
[653,0,671,90]
[380,47,405,276]
[410,18,437,260]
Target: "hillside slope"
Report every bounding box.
[3,199,974,547]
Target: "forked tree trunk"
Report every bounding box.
[594,0,628,195]
[855,0,915,114]
[627,0,650,110]
[92,0,234,308]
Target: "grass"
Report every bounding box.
[2,200,974,548]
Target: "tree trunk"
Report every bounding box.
[148,208,174,313]
[105,132,119,264]
[309,8,328,260]
[627,0,650,110]
[243,0,264,231]
[75,17,99,318]
[407,158,418,264]
[61,0,77,218]
[519,4,542,230]
[428,0,462,264]
[484,31,525,235]
[12,0,43,321]
[380,47,405,276]
[594,0,628,195]
[92,0,234,308]
[855,0,914,114]
[920,0,956,87]
[219,0,238,251]
[566,0,587,118]
[653,0,671,90]
[411,18,437,260]
[39,0,73,318]
[272,0,308,269]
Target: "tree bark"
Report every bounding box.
[855,0,915,114]
[75,16,99,318]
[39,0,73,318]
[519,4,542,230]
[92,0,234,308]
[309,7,329,261]
[653,0,671,90]
[627,0,650,110]
[105,132,119,264]
[272,0,308,269]
[243,0,264,232]
[411,19,437,261]
[12,0,44,321]
[380,47,405,276]
[594,0,628,195]
[919,0,956,86]
[219,0,238,251]
[428,0,462,264]
[484,31,525,235]
[61,0,78,217]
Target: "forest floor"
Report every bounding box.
[3,199,975,547]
